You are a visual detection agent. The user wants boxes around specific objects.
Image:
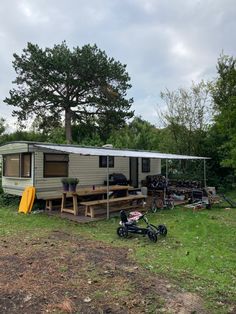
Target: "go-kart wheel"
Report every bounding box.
[147,230,157,243]
[117,226,128,238]
[157,224,167,236]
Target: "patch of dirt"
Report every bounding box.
[0,230,208,313]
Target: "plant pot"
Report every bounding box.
[62,182,69,192]
[69,183,77,192]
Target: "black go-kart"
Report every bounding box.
[117,210,167,243]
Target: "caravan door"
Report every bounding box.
[129,157,138,187]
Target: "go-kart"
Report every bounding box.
[117,210,167,243]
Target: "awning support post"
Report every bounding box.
[106,156,110,220]
[165,159,168,200]
[165,159,168,181]
[203,159,207,188]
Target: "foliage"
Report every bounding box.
[4,42,134,143]
[199,124,235,189]
[71,122,104,146]
[0,117,6,136]
[157,81,227,185]
[67,177,79,184]
[0,130,48,144]
[158,81,213,156]
[61,178,70,184]
[164,159,205,183]
[108,116,160,150]
[0,193,19,207]
[46,127,67,144]
[211,55,236,171]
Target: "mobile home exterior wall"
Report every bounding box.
[0,142,161,199]
[34,151,131,199]
[1,143,34,196]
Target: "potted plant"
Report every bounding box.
[68,178,79,192]
[61,178,70,192]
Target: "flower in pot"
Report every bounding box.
[68,178,79,192]
[61,178,70,191]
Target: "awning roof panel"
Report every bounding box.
[35,144,210,160]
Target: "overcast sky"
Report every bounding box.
[0,0,235,131]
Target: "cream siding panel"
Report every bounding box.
[34,151,63,198]
[69,155,129,186]
[2,179,33,195]
[34,152,130,198]
[138,158,161,186]
[0,143,29,154]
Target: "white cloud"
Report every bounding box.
[171,42,191,58]
[18,1,33,18]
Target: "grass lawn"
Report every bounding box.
[0,200,235,313]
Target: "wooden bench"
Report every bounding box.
[80,194,146,218]
[43,196,62,211]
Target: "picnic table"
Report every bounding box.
[61,185,141,216]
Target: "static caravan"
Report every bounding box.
[0,141,162,199]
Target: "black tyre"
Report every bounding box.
[149,224,159,233]
[166,199,174,210]
[157,224,167,236]
[117,226,128,238]
[150,200,158,213]
[147,230,157,242]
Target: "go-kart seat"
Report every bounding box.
[120,210,137,226]
[120,210,128,223]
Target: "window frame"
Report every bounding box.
[99,156,114,168]
[142,158,150,173]
[21,153,32,178]
[3,153,32,178]
[43,153,69,178]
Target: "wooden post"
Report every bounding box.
[72,193,78,215]
[61,192,66,212]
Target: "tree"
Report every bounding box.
[4,42,134,143]
[212,55,236,171]
[158,81,213,156]
[1,130,48,144]
[0,117,6,137]
[108,116,161,150]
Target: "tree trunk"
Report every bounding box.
[65,108,72,144]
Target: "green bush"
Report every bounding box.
[0,193,20,207]
[0,177,3,195]
[0,177,19,206]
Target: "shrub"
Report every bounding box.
[0,193,20,207]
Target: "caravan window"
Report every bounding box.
[3,153,31,178]
[99,156,114,168]
[142,158,150,173]
[44,154,69,177]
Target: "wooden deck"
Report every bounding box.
[43,195,188,224]
[46,207,122,223]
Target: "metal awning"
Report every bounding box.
[34,144,210,160]
[34,143,210,219]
